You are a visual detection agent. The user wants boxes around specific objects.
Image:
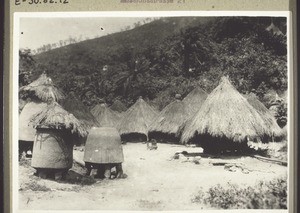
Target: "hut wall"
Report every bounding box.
[31,128,73,169]
[19,101,47,142]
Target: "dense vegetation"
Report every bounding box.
[192,176,287,209]
[19,17,287,113]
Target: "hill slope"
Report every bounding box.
[22,16,287,111]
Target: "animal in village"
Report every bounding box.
[147,139,158,150]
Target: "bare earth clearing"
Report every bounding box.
[19,143,287,211]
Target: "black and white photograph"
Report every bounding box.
[14,12,290,211]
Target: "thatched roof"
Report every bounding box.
[110,99,127,113]
[30,101,88,137]
[149,100,190,136]
[20,73,65,102]
[91,103,121,127]
[245,93,282,136]
[182,87,208,115]
[181,76,279,144]
[59,93,99,129]
[118,97,158,138]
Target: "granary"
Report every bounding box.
[182,86,208,115]
[30,101,88,180]
[245,92,283,141]
[84,127,124,179]
[148,94,190,143]
[181,76,280,153]
[118,96,158,142]
[19,73,64,157]
[110,99,127,113]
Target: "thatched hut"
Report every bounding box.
[148,95,190,143]
[118,97,158,142]
[110,99,127,113]
[20,73,65,102]
[19,73,64,156]
[91,103,121,128]
[30,101,88,179]
[182,87,208,115]
[245,92,283,141]
[181,76,280,153]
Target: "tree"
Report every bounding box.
[19,49,36,87]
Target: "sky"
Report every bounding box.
[19,17,148,51]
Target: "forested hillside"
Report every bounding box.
[19,16,287,111]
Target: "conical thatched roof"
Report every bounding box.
[182,87,208,115]
[245,92,282,137]
[91,103,121,127]
[110,99,127,113]
[149,99,190,140]
[118,97,158,139]
[181,76,278,144]
[30,101,88,137]
[59,93,99,129]
[20,73,65,102]
[246,93,281,131]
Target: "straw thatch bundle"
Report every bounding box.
[182,87,208,115]
[59,93,99,129]
[30,101,88,137]
[20,73,65,102]
[181,76,279,152]
[148,99,190,143]
[91,103,121,127]
[118,97,158,141]
[245,92,282,139]
[110,99,127,113]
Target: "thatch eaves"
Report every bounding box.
[181,76,278,144]
[30,102,88,137]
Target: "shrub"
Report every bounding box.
[191,176,287,209]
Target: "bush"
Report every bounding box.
[192,177,287,209]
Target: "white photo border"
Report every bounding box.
[13,11,293,213]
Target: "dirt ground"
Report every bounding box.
[19,143,287,211]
